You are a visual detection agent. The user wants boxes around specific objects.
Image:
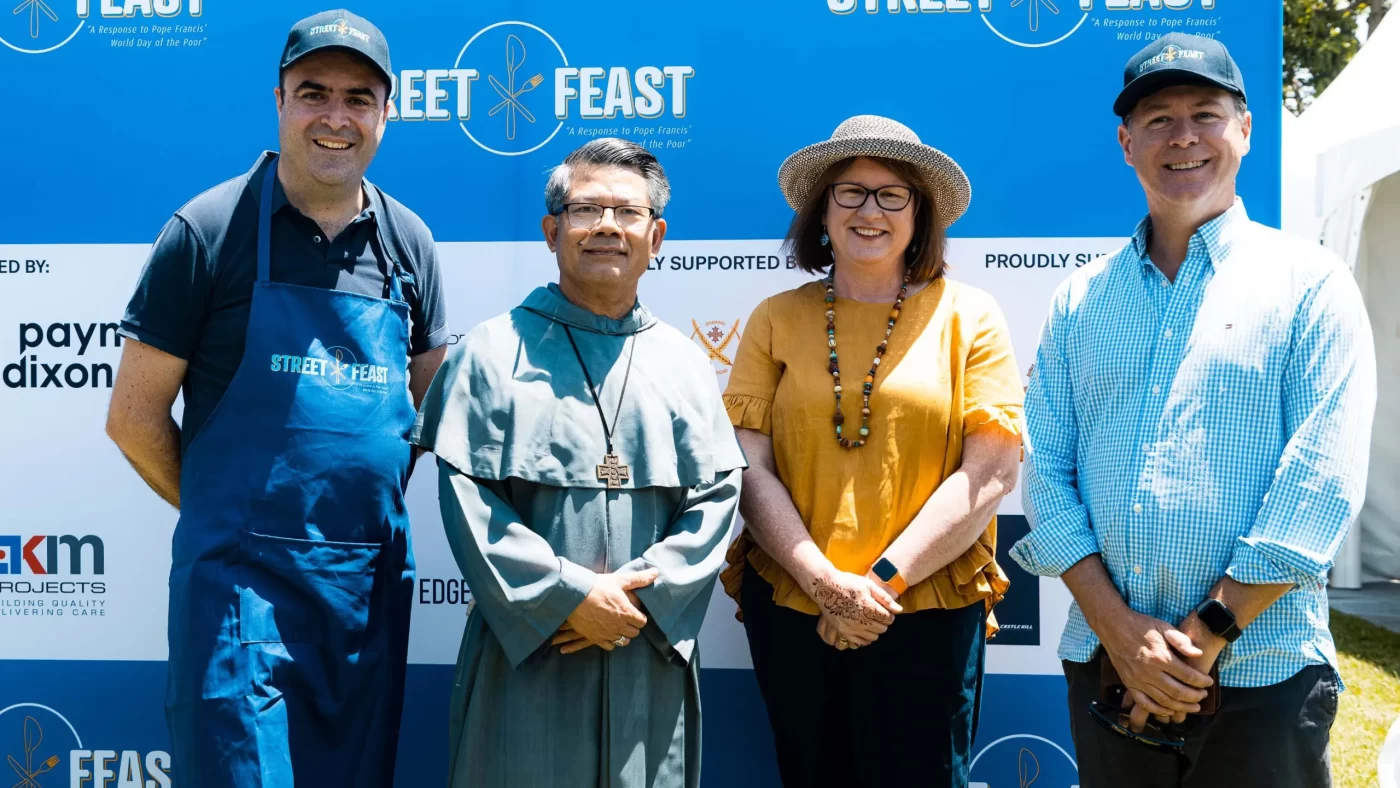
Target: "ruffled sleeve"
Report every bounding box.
[722,298,781,436]
[724,394,772,434]
[964,403,1025,439]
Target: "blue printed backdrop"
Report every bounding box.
[3,1,1279,243]
[0,1,1280,786]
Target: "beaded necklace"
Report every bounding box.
[825,270,912,448]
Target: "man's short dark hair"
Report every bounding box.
[544,138,672,218]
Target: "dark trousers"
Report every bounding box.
[740,562,987,787]
[1064,655,1340,788]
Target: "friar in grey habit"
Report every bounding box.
[412,138,746,787]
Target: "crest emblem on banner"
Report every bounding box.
[691,319,741,380]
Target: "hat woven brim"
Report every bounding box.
[777,135,972,228]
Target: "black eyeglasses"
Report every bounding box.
[559,203,655,229]
[829,182,915,212]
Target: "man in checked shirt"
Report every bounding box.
[1011,33,1377,788]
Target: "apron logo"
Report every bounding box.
[269,345,390,394]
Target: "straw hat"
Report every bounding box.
[777,115,971,227]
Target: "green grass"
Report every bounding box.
[1333,611,1400,788]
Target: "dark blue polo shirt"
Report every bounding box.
[119,153,449,451]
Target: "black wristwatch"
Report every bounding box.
[1192,598,1242,643]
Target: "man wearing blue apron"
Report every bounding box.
[105,10,448,785]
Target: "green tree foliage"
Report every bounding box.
[1285,0,1391,113]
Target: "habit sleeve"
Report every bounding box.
[621,467,742,664]
[437,460,596,668]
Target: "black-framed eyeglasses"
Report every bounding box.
[1087,699,1190,752]
[559,202,655,229]
[829,182,915,212]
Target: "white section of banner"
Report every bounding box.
[1,245,177,661]
[1,236,1126,670]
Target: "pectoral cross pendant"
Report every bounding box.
[596,452,630,489]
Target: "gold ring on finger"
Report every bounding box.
[838,637,849,648]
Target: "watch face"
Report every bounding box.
[873,558,898,583]
[1198,600,1233,633]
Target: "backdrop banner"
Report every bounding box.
[1,1,1280,785]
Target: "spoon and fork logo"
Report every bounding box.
[487,34,544,141]
[7,716,60,788]
[12,0,58,39]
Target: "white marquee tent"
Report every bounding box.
[1292,14,1400,586]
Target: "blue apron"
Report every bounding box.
[166,153,416,787]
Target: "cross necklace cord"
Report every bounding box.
[563,325,637,489]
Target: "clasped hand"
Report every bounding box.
[552,568,658,655]
[1103,611,1218,732]
[810,569,902,650]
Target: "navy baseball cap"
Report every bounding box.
[1114,33,1246,118]
[280,10,392,90]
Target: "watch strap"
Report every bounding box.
[871,557,908,596]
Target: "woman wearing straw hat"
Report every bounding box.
[719,115,1025,786]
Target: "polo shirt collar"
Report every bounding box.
[250,150,380,225]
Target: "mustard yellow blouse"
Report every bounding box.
[720,277,1025,629]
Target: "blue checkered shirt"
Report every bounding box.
[1009,200,1377,688]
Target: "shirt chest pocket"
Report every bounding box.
[1182,308,1289,414]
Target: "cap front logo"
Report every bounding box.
[1138,45,1205,73]
[307,18,371,44]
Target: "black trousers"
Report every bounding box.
[740,562,987,788]
[1064,656,1340,788]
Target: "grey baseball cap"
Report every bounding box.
[1114,33,1246,118]
[280,9,392,90]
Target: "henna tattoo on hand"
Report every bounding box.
[812,577,889,625]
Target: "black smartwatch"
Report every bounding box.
[1192,598,1242,643]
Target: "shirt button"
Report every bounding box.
[1142,442,1151,452]
[1160,279,1169,288]
[1133,503,1143,514]
[314,235,322,243]
[1133,565,1144,574]
[1164,329,1173,338]
[1152,385,1161,394]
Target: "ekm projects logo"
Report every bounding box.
[0,535,104,576]
[2,0,201,54]
[386,21,694,156]
[829,0,1220,48]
